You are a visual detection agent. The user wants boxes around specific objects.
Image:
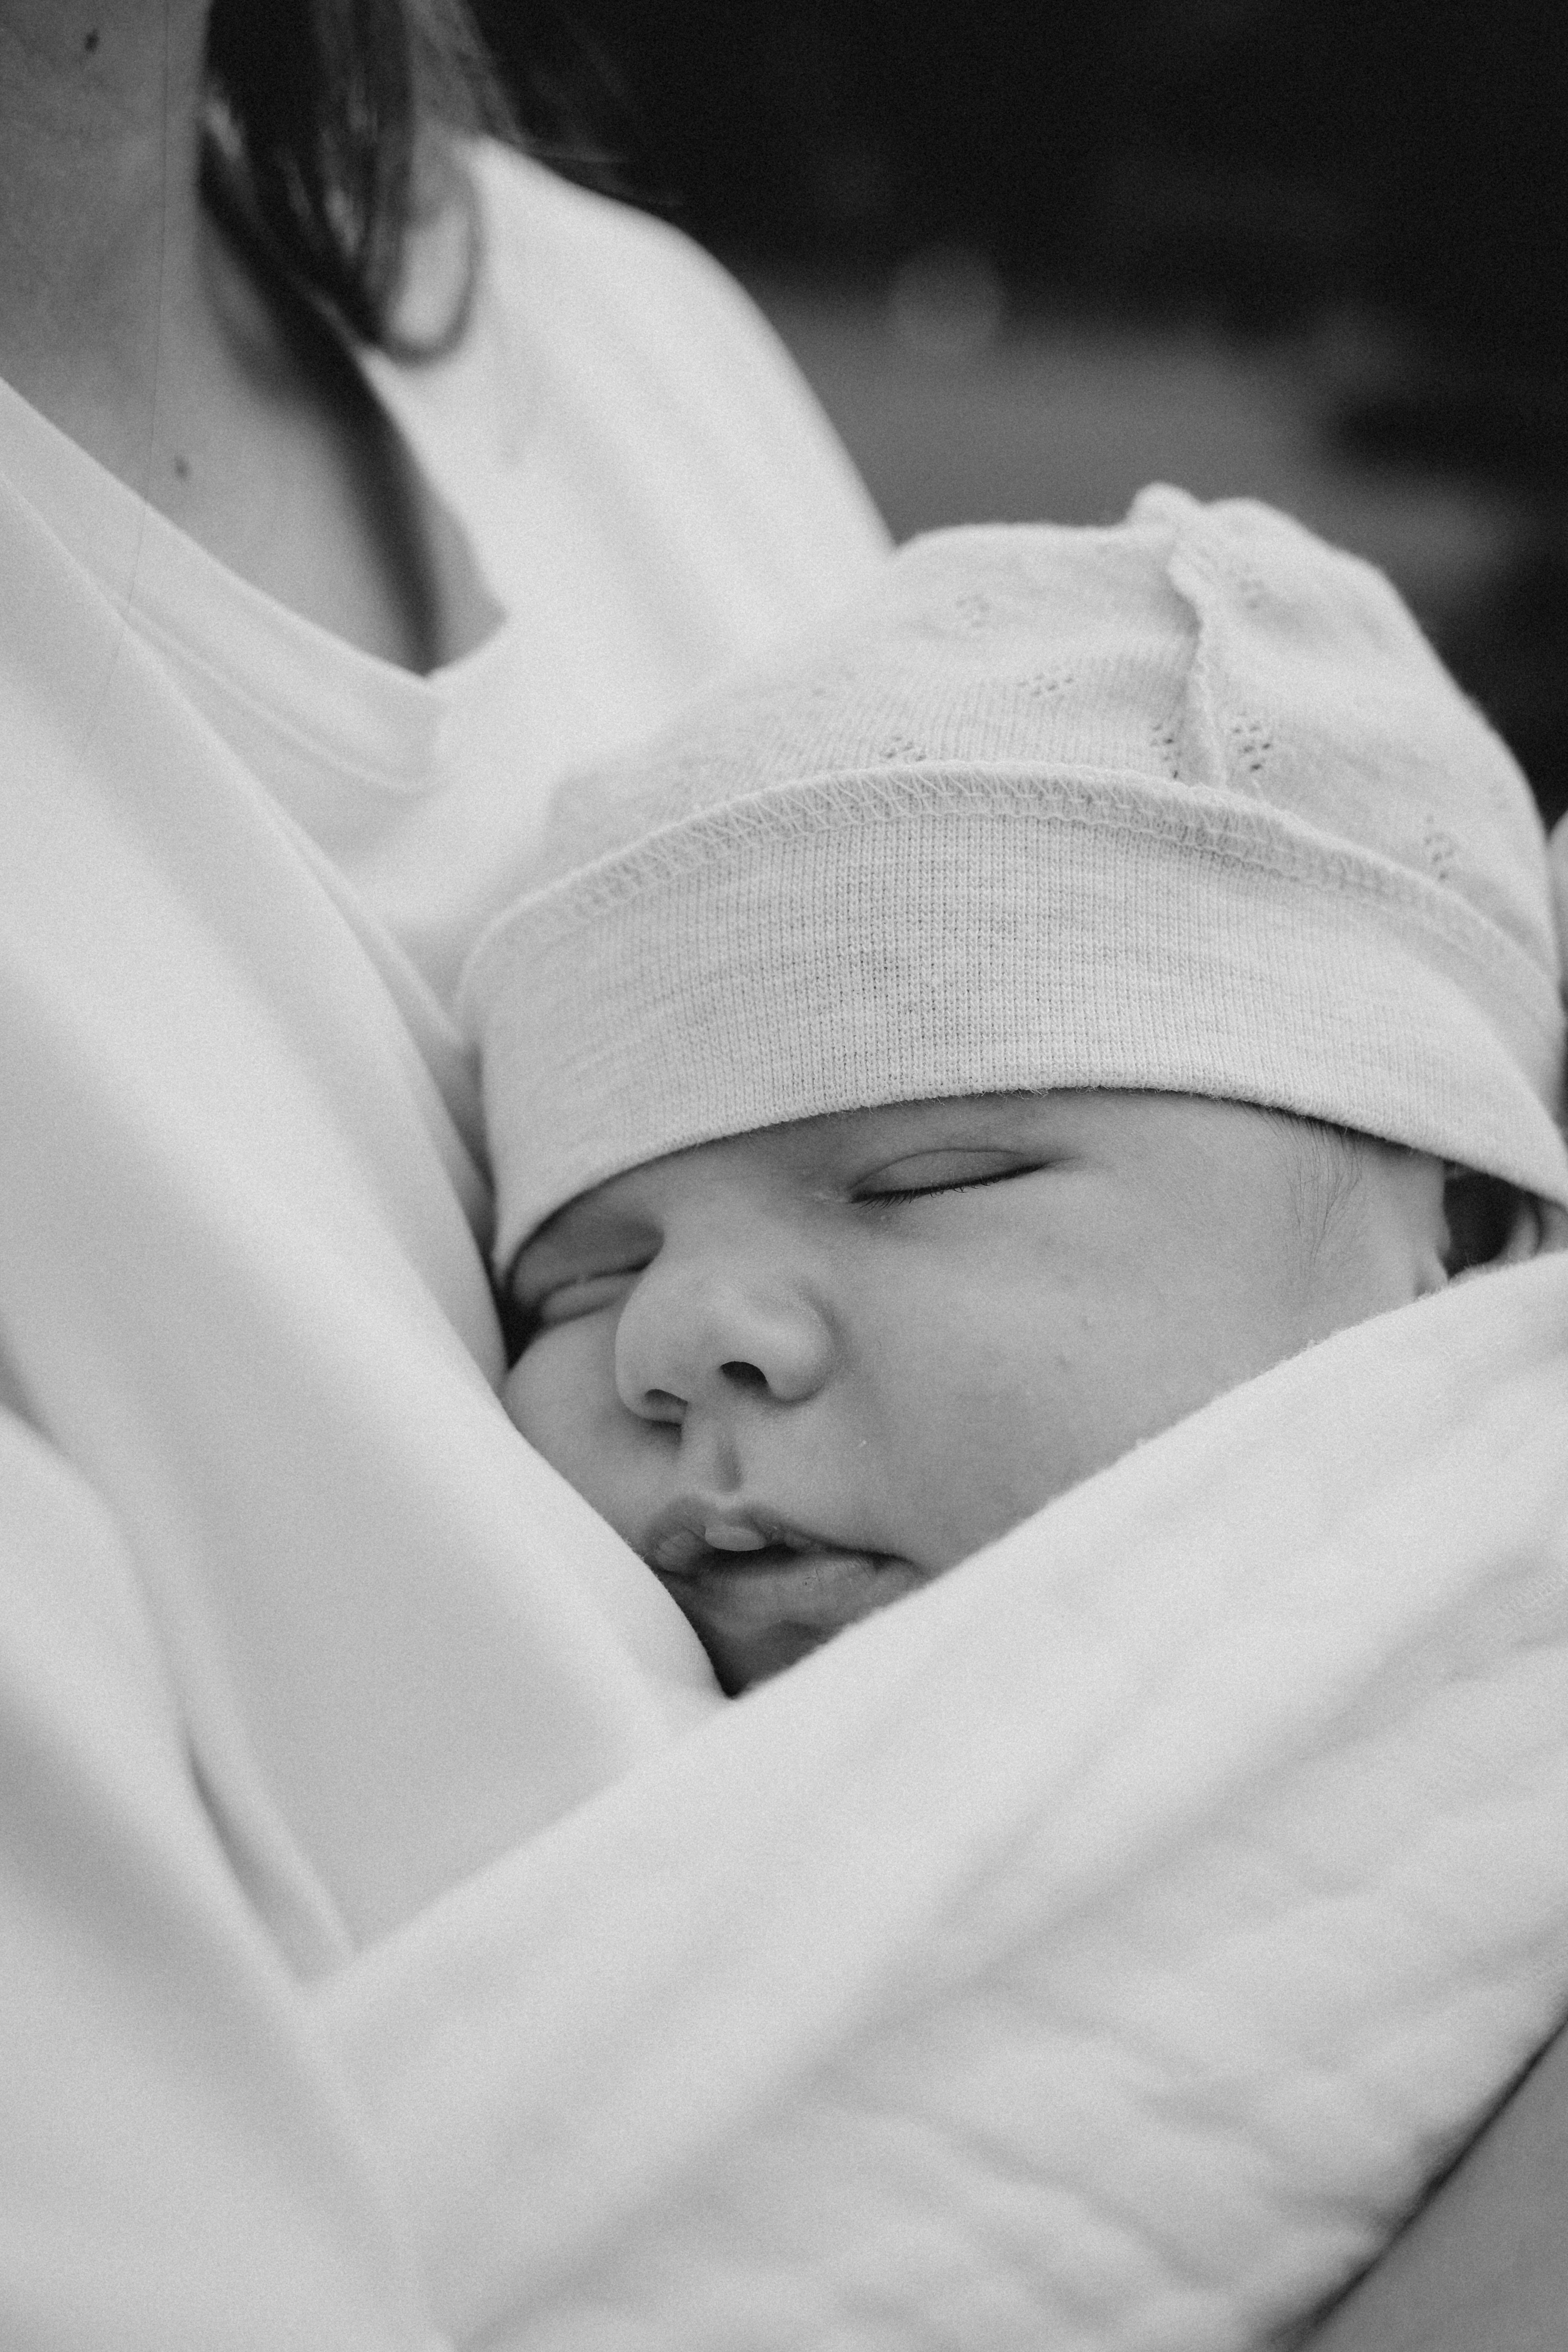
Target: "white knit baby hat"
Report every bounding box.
[464,485,1568,1266]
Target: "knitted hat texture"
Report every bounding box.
[464,486,1568,1264]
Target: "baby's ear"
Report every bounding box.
[1442,1169,1562,1278]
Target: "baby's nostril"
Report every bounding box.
[721,1360,768,1391]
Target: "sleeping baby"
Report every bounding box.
[464,485,1568,1697]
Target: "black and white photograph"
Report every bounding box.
[4,5,1568,2346]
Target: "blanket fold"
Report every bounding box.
[320,1250,1568,2350]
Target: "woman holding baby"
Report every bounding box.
[0,2,1564,2343]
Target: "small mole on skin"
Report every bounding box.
[84,28,100,53]
[173,455,191,481]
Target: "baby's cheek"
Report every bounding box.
[503,1318,650,1530]
[501,1349,544,1442]
[502,1331,598,1469]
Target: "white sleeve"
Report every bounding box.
[0,1410,448,2352]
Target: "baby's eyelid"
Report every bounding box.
[529,1263,648,1326]
[853,1156,1034,1203]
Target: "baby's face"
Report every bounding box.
[507,1091,1444,1692]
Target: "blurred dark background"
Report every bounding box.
[474,0,1568,825]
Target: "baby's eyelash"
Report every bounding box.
[858,1167,1028,1207]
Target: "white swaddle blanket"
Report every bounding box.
[322,1246,1568,2350]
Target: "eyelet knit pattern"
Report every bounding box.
[462,485,1568,1265]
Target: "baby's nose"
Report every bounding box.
[614,1263,832,1423]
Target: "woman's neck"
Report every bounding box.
[0,0,488,672]
[0,2,211,473]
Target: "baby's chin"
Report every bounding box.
[655,1545,933,1696]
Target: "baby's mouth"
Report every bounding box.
[642,1500,930,1690]
[645,1499,906,1586]
[647,1506,841,1579]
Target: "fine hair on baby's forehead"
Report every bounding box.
[1259,1109,1369,1263]
[1263,1106,1514,1274]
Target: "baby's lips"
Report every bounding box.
[665,1547,931,1696]
[645,1494,832,1576]
[668,1545,928,1635]
[697,1517,773,1556]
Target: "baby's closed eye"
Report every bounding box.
[851,1150,1040,1205]
[507,1261,648,1356]
[530,1268,644,1328]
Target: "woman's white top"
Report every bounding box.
[1,135,890,1911]
[5,144,1568,2352]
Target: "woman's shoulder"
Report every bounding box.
[463,142,879,480]
[452,140,888,600]
[468,141,760,313]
